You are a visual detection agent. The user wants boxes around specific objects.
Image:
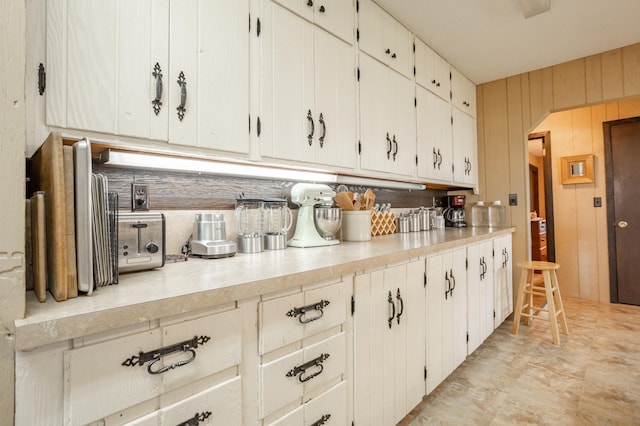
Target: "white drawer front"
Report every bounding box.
[266,405,304,426]
[304,381,347,426]
[160,376,242,425]
[65,308,241,425]
[259,332,346,419]
[260,281,346,354]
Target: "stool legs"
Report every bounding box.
[551,270,569,335]
[511,269,529,335]
[543,270,560,345]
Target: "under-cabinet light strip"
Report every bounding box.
[104,150,426,190]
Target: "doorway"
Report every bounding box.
[527,131,555,262]
[604,117,640,305]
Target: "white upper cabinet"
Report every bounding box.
[359,53,416,178]
[259,1,357,170]
[416,85,452,183]
[414,38,450,102]
[450,67,476,118]
[168,0,250,155]
[452,105,478,188]
[47,0,169,141]
[273,0,355,44]
[358,0,413,78]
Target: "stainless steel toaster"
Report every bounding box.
[118,212,165,273]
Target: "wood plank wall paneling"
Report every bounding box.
[92,165,448,211]
[478,41,640,304]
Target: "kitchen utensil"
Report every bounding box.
[63,146,78,298]
[235,197,265,253]
[314,207,342,240]
[334,192,353,211]
[29,132,69,301]
[288,183,340,247]
[72,138,94,294]
[363,189,376,210]
[30,192,47,302]
[190,213,237,258]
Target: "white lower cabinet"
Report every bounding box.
[353,260,425,425]
[493,234,514,327]
[425,247,467,394]
[466,240,494,354]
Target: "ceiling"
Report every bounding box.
[374,0,640,84]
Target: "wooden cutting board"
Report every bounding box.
[31,192,47,302]
[63,146,78,298]
[30,132,68,302]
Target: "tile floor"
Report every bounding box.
[399,296,640,425]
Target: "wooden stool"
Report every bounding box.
[512,261,569,344]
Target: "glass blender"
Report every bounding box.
[235,198,265,253]
[263,198,293,250]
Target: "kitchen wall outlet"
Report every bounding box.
[594,197,602,207]
[508,193,518,206]
[132,184,149,211]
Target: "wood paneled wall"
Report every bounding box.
[477,42,640,303]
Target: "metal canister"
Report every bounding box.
[418,208,431,231]
[396,215,410,233]
[409,212,421,232]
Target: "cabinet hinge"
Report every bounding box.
[424,272,427,287]
[356,0,359,12]
[466,332,469,343]
[450,90,453,101]
[413,42,416,53]
[424,366,427,380]
[415,155,418,166]
[38,63,46,96]
[358,141,362,155]
[357,67,360,81]
[248,13,251,33]
[256,17,261,37]
[257,116,261,137]
[465,258,468,270]
[414,96,417,107]
[351,295,355,316]
[357,28,360,42]
[493,248,495,257]
[413,66,416,76]
[493,310,496,318]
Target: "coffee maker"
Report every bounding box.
[444,195,467,227]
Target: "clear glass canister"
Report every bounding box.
[488,200,507,227]
[471,201,489,227]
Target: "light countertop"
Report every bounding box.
[14,227,514,351]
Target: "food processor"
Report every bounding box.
[288,183,340,248]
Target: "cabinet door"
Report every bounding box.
[416,86,452,182]
[312,0,355,44]
[494,234,513,327]
[359,53,390,174]
[414,39,450,101]
[467,241,494,354]
[313,28,357,169]
[451,68,476,118]
[47,0,169,139]
[169,0,250,154]
[405,259,427,415]
[387,70,417,178]
[259,3,314,162]
[449,247,468,371]
[452,107,478,187]
[425,253,444,394]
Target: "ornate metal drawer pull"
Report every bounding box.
[318,113,326,147]
[396,288,404,325]
[311,414,332,426]
[286,353,330,382]
[152,63,163,115]
[388,291,396,328]
[287,300,330,324]
[176,410,211,426]
[121,335,210,375]
[307,110,315,145]
[177,71,187,121]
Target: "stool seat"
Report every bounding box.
[512,260,568,344]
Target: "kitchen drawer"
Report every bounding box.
[259,332,346,418]
[267,381,347,426]
[260,280,347,354]
[65,308,241,424]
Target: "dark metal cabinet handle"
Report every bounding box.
[437,149,442,169]
[387,291,396,329]
[152,63,163,115]
[391,52,397,59]
[433,147,438,169]
[176,411,211,426]
[286,353,330,382]
[310,414,332,426]
[444,271,450,299]
[479,258,484,280]
[319,5,326,13]
[177,71,187,121]
[318,113,326,147]
[392,135,398,161]
[122,335,210,375]
[385,48,391,55]
[396,288,404,325]
[386,133,392,159]
[307,0,313,6]
[449,269,456,297]
[286,300,330,324]
[307,110,315,145]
